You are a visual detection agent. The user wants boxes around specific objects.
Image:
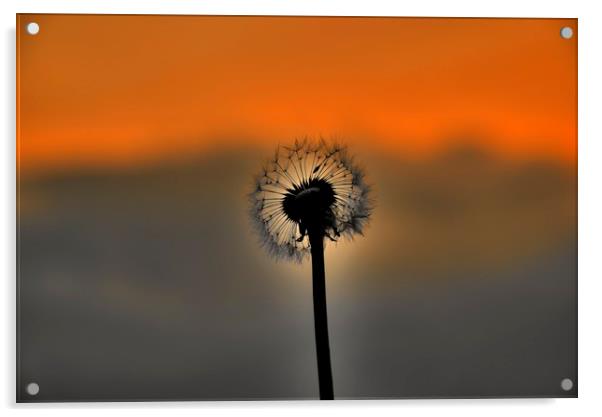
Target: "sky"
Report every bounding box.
[17,15,577,401]
[17,15,577,177]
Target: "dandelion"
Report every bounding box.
[248,138,373,400]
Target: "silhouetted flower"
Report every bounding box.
[249,138,372,262]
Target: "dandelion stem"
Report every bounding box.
[309,230,334,400]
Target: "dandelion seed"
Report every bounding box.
[248,138,373,263]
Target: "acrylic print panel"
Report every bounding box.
[16,14,577,402]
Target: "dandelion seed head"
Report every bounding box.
[248,138,373,262]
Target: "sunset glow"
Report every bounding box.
[17,15,577,175]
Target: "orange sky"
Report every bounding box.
[17,15,577,176]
